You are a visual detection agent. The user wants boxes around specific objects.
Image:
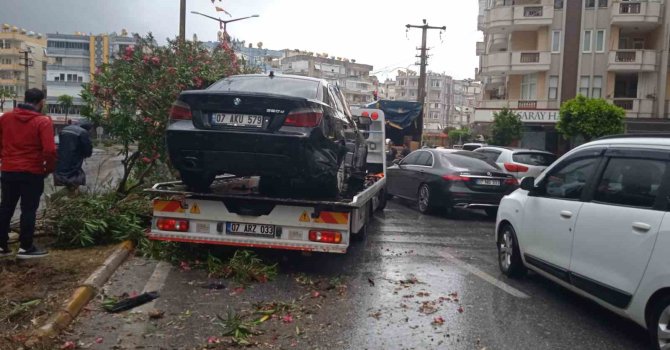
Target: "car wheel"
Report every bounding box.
[498,224,526,278]
[485,207,498,219]
[417,184,433,214]
[180,171,215,193]
[649,295,670,350]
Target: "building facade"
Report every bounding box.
[476,0,670,153]
[280,52,375,105]
[451,79,482,127]
[393,70,455,132]
[0,24,46,106]
[46,32,134,123]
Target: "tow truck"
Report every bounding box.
[146,108,387,254]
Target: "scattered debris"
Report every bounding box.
[457,306,464,313]
[216,311,259,345]
[417,291,430,297]
[179,260,191,271]
[419,301,439,315]
[282,314,294,323]
[432,316,445,325]
[207,336,221,344]
[103,291,159,313]
[310,291,321,298]
[148,309,165,319]
[367,277,375,287]
[95,337,104,344]
[369,311,382,320]
[61,341,76,350]
[203,281,226,290]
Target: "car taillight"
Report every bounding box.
[284,109,323,127]
[504,163,529,172]
[156,218,189,232]
[169,100,192,121]
[504,178,518,186]
[443,174,470,182]
[308,230,342,244]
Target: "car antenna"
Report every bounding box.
[269,71,275,79]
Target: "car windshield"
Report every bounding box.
[209,76,320,99]
[513,152,557,166]
[441,152,499,170]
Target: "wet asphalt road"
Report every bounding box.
[68,199,652,350]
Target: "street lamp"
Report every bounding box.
[190,11,259,43]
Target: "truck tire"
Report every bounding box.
[377,189,387,211]
[180,170,215,193]
[352,223,367,242]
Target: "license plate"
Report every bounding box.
[226,222,276,236]
[212,113,263,128]
[476,179,501,186]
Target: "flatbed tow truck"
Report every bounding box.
[146,108,387,254]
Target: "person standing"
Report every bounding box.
[54,119,93,193]
[0,89,56,259]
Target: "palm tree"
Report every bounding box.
[57,94,74,123]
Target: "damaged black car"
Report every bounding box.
[166,74,368,197]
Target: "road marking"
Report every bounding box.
[133,261,172,313]
[434,250,530,299]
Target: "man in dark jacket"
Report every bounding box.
[0,88,56,259]
[54,119,93,192]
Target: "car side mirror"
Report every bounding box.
[520,177,536,191]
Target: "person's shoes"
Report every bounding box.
[0,246,11,258]
[16,246,49,259]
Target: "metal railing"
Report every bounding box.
[518,100,538,109]
[613,99,634,110]
[524,6,544,17]
[520,52,540,63]
[615,51,637,62]
[619,2,642,14]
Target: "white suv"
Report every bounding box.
[475,146,557,179]
[496,135,670,349]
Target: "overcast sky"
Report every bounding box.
[1,0,481,81]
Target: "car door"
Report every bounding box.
[520,148,603,279]
[389,151,421,198]
[569,149,669,308]
[407,151,434,199]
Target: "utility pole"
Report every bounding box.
[406,20,445,144]
[179,0,186,42]
[19,49,33,94]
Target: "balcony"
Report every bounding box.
[476,100,556,109]
[511,51,551,73]
[490,33,508,52]
[0,78,18,85]
[480,52,511,75]
[0,63,21,72]
[0,48,21,57]
[483,76,505,90]
[476,42,485,56]
[611,1,662,28]
[486,2,554,33]
[611,98,654,118]
[478,15,486,31]
[608,50,657,72]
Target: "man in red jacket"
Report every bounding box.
[0,88,56,259]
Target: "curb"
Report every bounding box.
[27,240,135,346]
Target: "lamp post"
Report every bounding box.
[190,11,259,43]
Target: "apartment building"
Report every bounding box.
[46,32,134,124]
[0,24,46,106]
[280,52,375,105]
[476,0,670,153]
[451,80,482,127]
[394,70,454,131]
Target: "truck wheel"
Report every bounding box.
[352,223,367,242]
[180,170,215,193]
[649,295,670,350]
[377,189,387,211]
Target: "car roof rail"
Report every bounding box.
[596,133,670,141]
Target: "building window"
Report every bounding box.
[585,0,595,8]
[596,30,606,52]
[0,58,11,65]
[554,0,563,9]
[55,57,63,65]
[583,30,593,52]
[598,0,608,7]
[0,40,11,49]
[592,76,602,98]
[580,76,590,97]
[54,76,59,82]
[549,76,559,100]
[59,73,65,81]
[431,80,440,88]
[521,73,537,100]
[551,30,561,53]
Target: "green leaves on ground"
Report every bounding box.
[208,250,278,284]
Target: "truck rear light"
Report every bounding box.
[157,218,190,232]
[361,111,370,118]
[308,230,342,244]
[284,109,323,127]
[370,112,379,120]
[169,100,192,121]
[442,174,470,182]
[504,163,529,173]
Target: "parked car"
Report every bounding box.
[386,149,517,217]
[474,146,557,179]
[462,142,487,151]
[166,74,367,195]
[496,135,670,350]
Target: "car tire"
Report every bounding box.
[259,176,287,196]
[377,189,388,211]
[498,224,526,278]
[417,184,434,214]
[485,207,498,219]
[648,295,670,350]
[180,171,215,193]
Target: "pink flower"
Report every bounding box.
[311,291,321,298]
[193,77,204,88]
[180,261,191,271]
[61,341,76,349]
[207,336,220,344]
[151,56,160,65]
[141,157,151,164]
[282,314,293,323]
[95,337,103,344]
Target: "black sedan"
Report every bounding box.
[166,74,367,196]
[386,149,518,217]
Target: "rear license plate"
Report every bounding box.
[212,113,263,128]
[476,179,501,186]
[226,222,276,236]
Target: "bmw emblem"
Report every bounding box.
[233,98,242,106]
